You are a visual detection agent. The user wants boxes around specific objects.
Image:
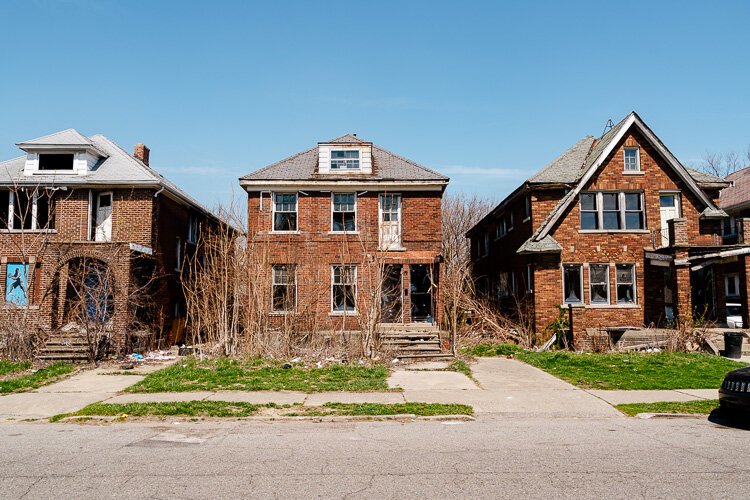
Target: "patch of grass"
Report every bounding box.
[515,351,745,390]
[0,360,31,377]
[51,400,268,422]
[616,399,720,416]
[322,402,473,416]
[0,362,75,394]
[448,359,472,378]
[463,343,523,357]
[125,357,391,393]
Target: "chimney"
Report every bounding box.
[134,143,150,166]
[668,218,688,246]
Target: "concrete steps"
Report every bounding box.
[37,335,90,362]
[377,323,452,359]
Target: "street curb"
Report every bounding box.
[54,413,476,424]
[635,412,706,419]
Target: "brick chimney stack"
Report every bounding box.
[134,143,150,166]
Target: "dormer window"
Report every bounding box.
[330,150,360,170]
[39,153,74,171]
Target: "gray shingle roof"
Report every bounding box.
[527,136,595,184]
[0,130,219,222]
[241,135,448,182]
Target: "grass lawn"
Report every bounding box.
[126,357,391,393]
[616,400,720,416]
[464,343,745,390]
[51,401,473,421]
[0,362,76,394]
[0,360,32,377]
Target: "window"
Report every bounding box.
[273,193,297,231]
[725,274,740,298]
[175,238,183,271]
[723,216,737,237]
[623,148,640,171]
[495,212,514,239]
[526,264,533,293]
[5,262,31,306]
[563,264,583,304]
[187,214,199,244]
[589,264,610,304]
[579,192,645,231]
[39,153,74,171]
[2,189,54,231]
[524,196,531,220]
[497,272,510,298]
[332,265,356,312]
[615,264,636,304]
[330,150,360,170]
[478,232,489,257]
[272,265,296,312]
[332,193,356,232]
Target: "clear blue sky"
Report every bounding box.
[1,0,748,211]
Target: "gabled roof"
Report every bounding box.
[0,130,220,223]
[240,134,448,183]
[720,166,750,211]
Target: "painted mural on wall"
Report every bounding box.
[6,263,29,306]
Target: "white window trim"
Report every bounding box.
[615,263,637,304]
[271,264,297,313]
[725,273,740,298]
[331,265,357,314]
[36,152,77,175]
[579,191,646,232]
[588,263,610,305]
[271,192,299,233]
[623,147,641,172]
[7,190,44,231]
[330,192,357,233]
[562,264,584,305]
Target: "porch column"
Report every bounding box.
[674,250,692,322]
[402,265,411,323]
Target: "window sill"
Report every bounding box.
[31,171,77,175]
[379,246,406,252]
[622,171,644,175]
[2,229,58,234]
[523,217,530,223]
[585,303,640,309]
[270,230,300,235]
[2,305,39,310]
[579,230,650,234]
[329,311,358,317]
[328,231,360,235]
[270,311,296,316]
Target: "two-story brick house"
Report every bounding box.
[240,134,448,341]
[467,112,750,343]
[0,129,220,358]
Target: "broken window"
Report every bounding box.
[616,264,636,304]
[332,265,356,312]
[272,264,296,312]
[589,264,610,304]
[332,193,356,232]
[563,264,583,304]
[273,193,298,231]
[39,153,74,170]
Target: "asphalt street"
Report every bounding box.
[1,415,749,499]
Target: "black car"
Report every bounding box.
[719,366,750,414]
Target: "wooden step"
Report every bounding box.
[396,353,455,360]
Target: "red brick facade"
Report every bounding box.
[469,118,741,344]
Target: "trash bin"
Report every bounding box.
[723,332,743,359]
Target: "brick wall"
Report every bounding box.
[247,189,444,329]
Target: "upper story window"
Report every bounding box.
[187,214,199,244]
[495,212,514,239]
[580,192,644,231]
[273,193,298,232]
[330,150,360,170]
[623,147,640,172]
[332,193,356,232]
[0,189,54,231]
[39,153,74,171]
[524,196,531,220]
[477,232,489,258]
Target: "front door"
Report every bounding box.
[380,265,403,323]
[659,193,680,247]
[409,264,433,323]
[379,194,401,250]
[95,192,112,242]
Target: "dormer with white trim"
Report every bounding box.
[17,128,108,177]
[317,135,373,175]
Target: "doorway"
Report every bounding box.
[409,264,434,323]
[380,265,403,323]
[659,193,680,247]
[94,192,112,242]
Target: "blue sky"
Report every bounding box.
[1,0,749,210]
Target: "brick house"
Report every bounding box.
[0,129,219,357]
[466,112,750,343]
[240,134,448,338]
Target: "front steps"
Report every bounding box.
[378,323,453,359]
[37,332,90,362]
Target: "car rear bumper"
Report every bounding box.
[719,389,750,413]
